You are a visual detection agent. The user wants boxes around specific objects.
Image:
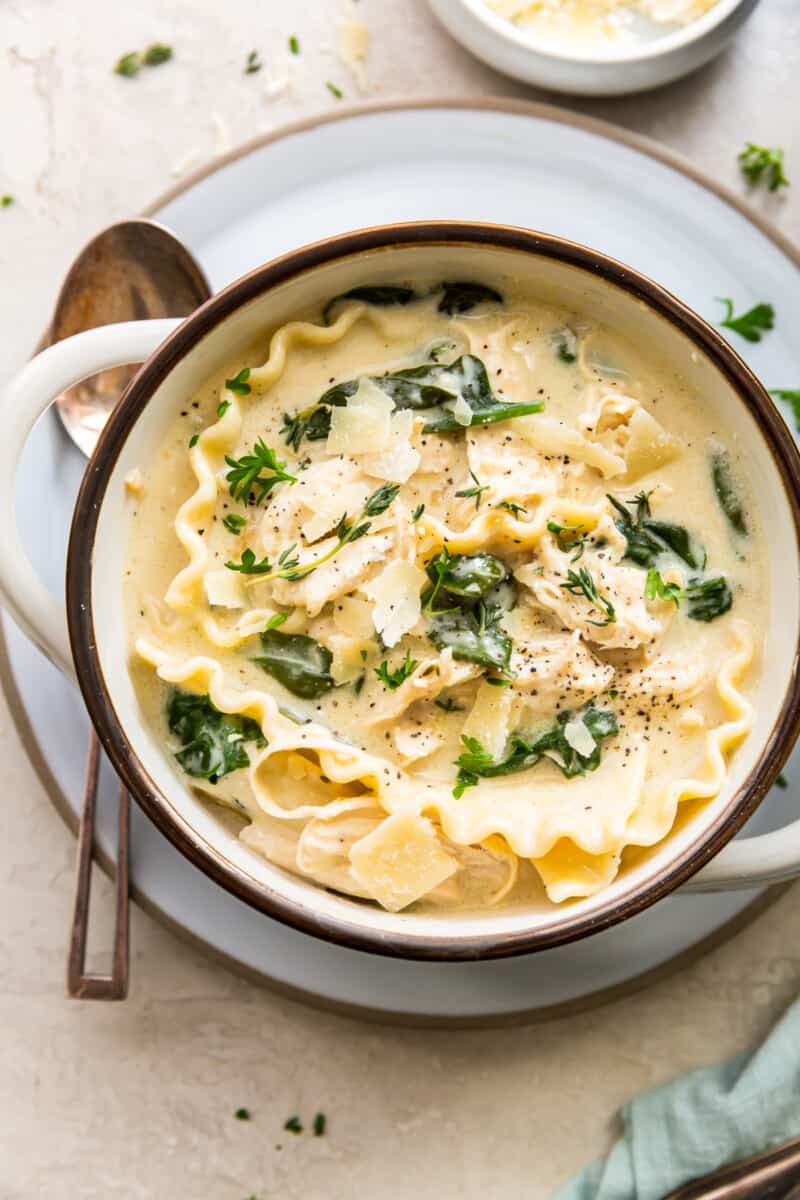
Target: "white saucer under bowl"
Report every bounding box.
[4,99,799,1026]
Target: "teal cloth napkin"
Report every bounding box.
[554,998,800,1200]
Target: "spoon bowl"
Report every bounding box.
[50,219,211,456]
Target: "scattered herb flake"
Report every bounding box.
[114,51,141,77]
[225,438,296,506]
[770,389,800,432]
[265,611,289,631]
[412,504,425,522]
[143,43,173,66]
[739,143,789,192]
[326,81,343,99]
[1,195,14,208]
[189,432,200,448]
[776,774,788,789]
[717,298,774,343]
[496,500,527,518]
[455,469,489,511]
[435,696,464,712]
[226,366,252,396]
[375,649,418,690]
[222,513,246,535]
[645,568,684,607]
[284,1116,303,1134]
[560,567,616,626]
[234,1108,252,1121]
[313,1112,326,1137]
[217,398,231,419]
[245,50,262,74]
[289,35,300,55]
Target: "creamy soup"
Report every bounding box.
[126,276,763,914]
[483,0,721,49]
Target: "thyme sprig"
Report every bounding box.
[225,438,296,505]
[560,567,616,626]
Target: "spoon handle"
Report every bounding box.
[66,732,130,1000]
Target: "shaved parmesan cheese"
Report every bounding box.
[204,570,247,609]
[563,717,596,758]
[326,378,394,456]
[124,467,144,495]
[329,634,374,685]
[333,596,375,639]
[349,812,457,911]
[624,407,681,482]
[301,482,369,544]
[211,112,231,156]
[362,409,421,483]
[366,560,426,647]
[337,0,369,92]
[462,681,514,760]
[449,393,473,427]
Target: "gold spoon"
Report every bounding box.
[47,219,211,997]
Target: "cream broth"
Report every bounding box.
[126,278,764,913]
[482,0,721,50]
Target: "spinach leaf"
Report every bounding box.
[166,689,266,784]
[281,354,543,449]
[425,550,509,601]
[454,705,619,797]
[428,604,513,674]
[685,576,733,622]
[253,629,334,698]
[711,453,748,536]
[323,285,417,324]
[607,493,705,570]
[436,281,503,315]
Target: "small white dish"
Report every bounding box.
[427,0,760,96]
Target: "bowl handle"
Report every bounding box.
[0,319,181,680]
[682,821,800,893]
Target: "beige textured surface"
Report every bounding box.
[1,1,800,1197]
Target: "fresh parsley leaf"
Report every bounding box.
[166,690,265,783]
[436,281,503,316]
[770,389,800,432]
[453,705,619,797]
[313,1112,326,1137]
[284,1116,303,1134]
[645,568,684,607]
[265,612,289,631]
[289,35,300,55]
[225,438,296,505]
[739,143,789,192]
[245,50,262,74]
[217,398,231,419]
[143,43,173,66]
[114,51,141,76]
[189,432,200,448]
[254,629,334,699]
[412,504,425,522]
[455,469,489,511]
[225,548,273,575]
[496,500,527,518]
[559,567,616,626]
[226,367,252,395]
[326,81,343,99]
[222,512,246,535]
[234,1108,252,1121]
[717,298,774,343]
[374,649,418,690]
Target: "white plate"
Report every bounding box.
[4,100,800,1026]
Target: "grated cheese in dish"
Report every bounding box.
[482,0,721,48]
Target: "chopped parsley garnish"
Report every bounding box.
[244,50,262,74]
[645,568,683,607]
[547,519,586,562]
[217,398,231,419]
[227,483,400,582]
[453,705,618,798]
[412,504,425,522]
[496,500,527,518]
[144,43,173,65]
[265,611,289,630]
[222,512,246,535]
[166,690,265,783]
[225,366,252,395]
[455,469,489,511]
[326,81,343,99]
[375,650,418,690]
[717,298,774,343]
[560,567,615,626]
[114,51,141,77]
[739,143,789,192]
[115,44,172,76]
[770,390,800,432]
[1,195,14,208]
[289,35,300,55]
[225,438,296,505]
[284,1116,303,1134]
[435,696,463,713]
[776,774,788,789]
[234,1108,252,1121]
[313,1112,326,1137]
[189,432,200,448]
